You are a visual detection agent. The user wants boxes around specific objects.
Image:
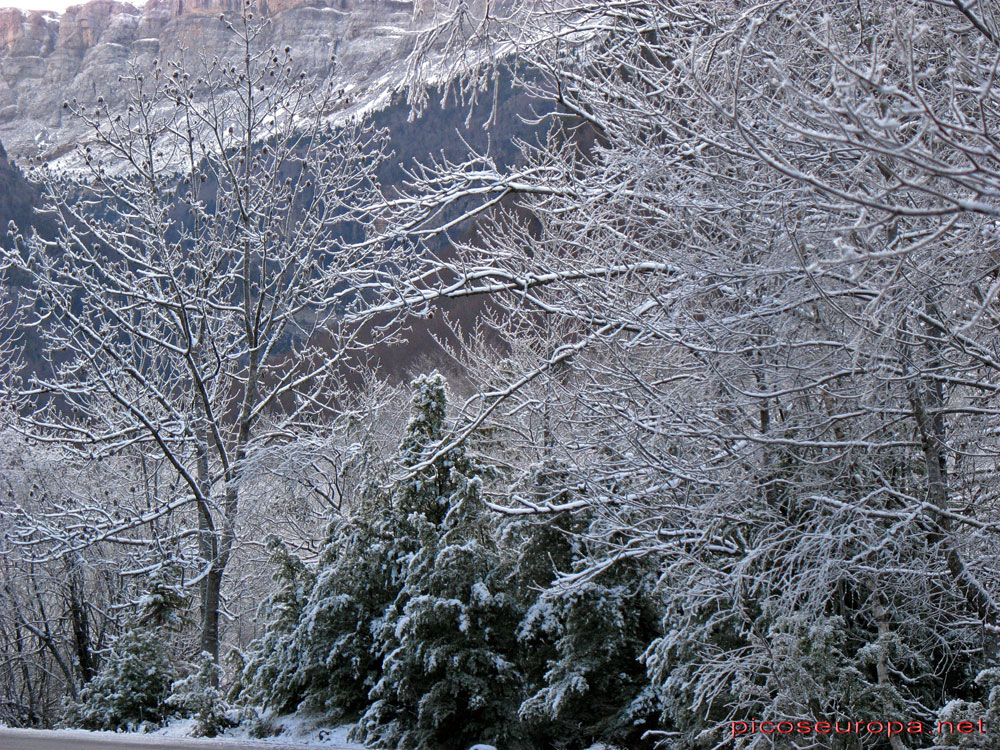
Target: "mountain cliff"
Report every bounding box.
[0,138,44,242]
[0,0,436,162]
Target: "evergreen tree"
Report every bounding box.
[282,503,402,719]
[63,567,186,731]
[64,626,177,731]
[258,412,408,719]
[354,373,526,750]
[167,652,234,737]
[518,569,661,748]
[511,462,661,748]
[137,563,190,632]
[505,461,586,597]
[238,536,315,713]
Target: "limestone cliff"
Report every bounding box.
[0,138,42,241]
[0,0,433,161]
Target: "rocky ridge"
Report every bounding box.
[0,138,41,241]
[0,0,441,163]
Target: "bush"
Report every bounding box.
[166,652,234,737]
[64,625,176,731]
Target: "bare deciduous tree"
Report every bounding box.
[376,0,1000,742]
[1,4,405,663]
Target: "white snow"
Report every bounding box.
[0,726,331,748]
[220,714,364,748]
[0,717,365,749]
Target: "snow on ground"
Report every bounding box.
[216,714,362,748]
[0,717,364,749]
[0,725,343,749]
[3,719,610,750]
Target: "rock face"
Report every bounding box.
[0,0,433,162]
[0,138,41,239]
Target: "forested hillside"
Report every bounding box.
[4,1,1000,749]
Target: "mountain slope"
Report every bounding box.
[0,0,446,162]
[0,138,42,242]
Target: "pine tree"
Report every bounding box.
[282,503,401,720]
[136,564,189,632]
[238,536,315,713]
[167,652,234,737]
[505,460,587,600]
[250,373,493,731]
[511,463,661,748]
[63,567,187,731]
[354,373,526,750]
[64,626,177,731]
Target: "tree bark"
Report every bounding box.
[66,565,94,684]
[909,303,1000,630]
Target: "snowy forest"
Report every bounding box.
[3,0,1000,748]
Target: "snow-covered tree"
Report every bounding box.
[506,462,661,748]
[239,399,407,719]
[64,625,175,731]
[377,0,1000,744]
[63,561,193,731]
[0,0,406,663]
[9,0,1000,740]
[236,535,314,714]
[246,372,515,741]
[167,652,234,737]
[355,373,524,750]
[137,564,190,632]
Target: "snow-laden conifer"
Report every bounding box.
[63,566,188,731]
[280,499,400,720]
[238,536,315,714]
[167,652,234,737]
[63,625,176,731]
[63,570,186,731]
[510,461,661,747]
[352,373,525,750]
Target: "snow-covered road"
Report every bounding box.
[0,728,352,750]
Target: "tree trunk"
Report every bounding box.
[909,304,1000,630]
[199,565,223,667]
[66,566,94,684]
[195,430,222,669]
